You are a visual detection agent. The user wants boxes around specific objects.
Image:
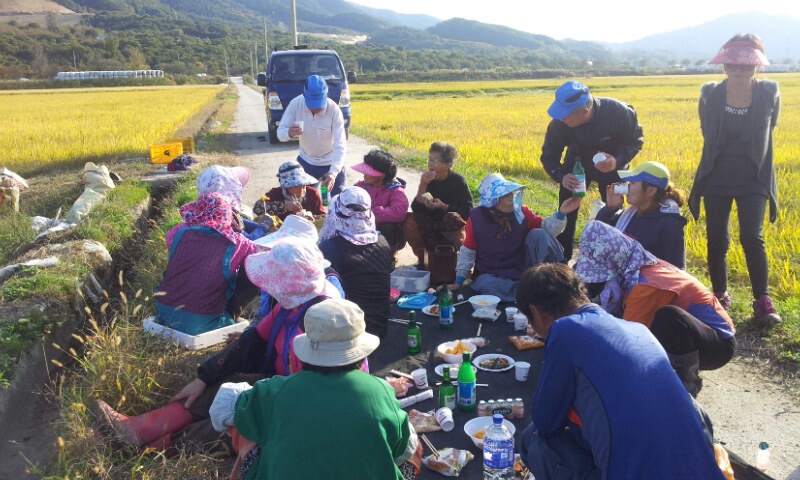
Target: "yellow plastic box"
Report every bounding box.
[149,142,183,164]
[165,137,195,154]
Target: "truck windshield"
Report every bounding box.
[271,55,344,82]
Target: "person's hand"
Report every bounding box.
[447,283,460,291]
[594,154,617,173]
[559,196,582,215]
[561,173,580,191]
[605,184,624,210]
[430,198,448,211]
[170,378,207,409]
[288,124,303,138]
[420,171,436,185]
[320,173,335,190]
[284,198,303,213]
[225,331,242,344]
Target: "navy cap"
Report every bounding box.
[547,81,590,120]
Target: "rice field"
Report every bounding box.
[0,85,225,174]
[352,74,800,306]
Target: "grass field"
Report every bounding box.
[352,74,800,356]
[0,85,225,176]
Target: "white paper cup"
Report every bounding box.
[514,313,528,331]
[593,152,607,164]
[411,368,429,389]
[294,120,304,134]
[435,407,454,432]
[613,183,629,195]
[505,307,518,323]
[515,361,531,382]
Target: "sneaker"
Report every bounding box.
[714,291,732,311]
[753,294,781,328]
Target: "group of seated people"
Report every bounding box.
[93,140,740,479]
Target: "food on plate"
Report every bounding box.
[508,335,545,351]
[408,409,442,433]
[423,448,474,477]
[444,340,470,355]
[384,376,411,397]
[421,192,434,201]
[471,428,486,440]
[427,304,439,315]
[479,356,511,370]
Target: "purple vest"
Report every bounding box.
[470,207,527,281]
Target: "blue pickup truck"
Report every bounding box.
[257,48,352,144]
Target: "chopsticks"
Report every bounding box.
[420,434,440,459]
[390,369,415,380]
[476,323,482,337]
[388,318,422,326]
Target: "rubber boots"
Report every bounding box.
[668,351,702,398]
[94,400,194,449]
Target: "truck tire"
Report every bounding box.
[268,125,279,144]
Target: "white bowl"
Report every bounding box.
[464,416,516,449]
[436,340,477,364]
[468,295,501,312]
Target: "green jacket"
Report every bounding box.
[235,369,411,480]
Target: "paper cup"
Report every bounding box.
[515,361,531,382]
[435,407,454,432]
[514,313,528,331]
[411,368,429,389]
[613,183,629,195]
[593,152,607,164]
[505,307,518,323]
[294,120,304,134]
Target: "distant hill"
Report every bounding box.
[612,12,800,63]
[0,0,74,14]
[346,2,439,30]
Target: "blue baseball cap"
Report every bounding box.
[547,81,590,120]
[304,75,328,110]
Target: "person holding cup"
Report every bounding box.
[595,161,687,269]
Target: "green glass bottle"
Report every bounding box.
[438,288,453,329]
[457,351,476,411]
[406,310,421,354]
[439,367,456,409]
[320,183,329,206]
[573,159,586,197]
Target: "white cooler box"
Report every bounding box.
[143,316,249,350]
[390,268,430,292]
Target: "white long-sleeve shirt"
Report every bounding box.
[277,95,347,176]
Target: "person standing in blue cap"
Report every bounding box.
[277,75,348,196]
[539,80,644,260]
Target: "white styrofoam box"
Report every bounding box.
[143,316,249,350]
[390,268,430,292]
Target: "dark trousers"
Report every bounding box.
[703,194,769,297]
[650,305,736,370]
[297,155,346,196]
[557,178,611,261]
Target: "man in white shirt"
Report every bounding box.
[277,75,347,196]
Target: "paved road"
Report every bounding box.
[226,77,800,480]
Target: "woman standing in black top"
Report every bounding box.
[688,33,781,327]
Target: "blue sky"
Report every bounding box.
[347,0,799,43]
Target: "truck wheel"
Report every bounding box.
[268,126,279,144]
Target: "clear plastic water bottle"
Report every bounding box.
[483,414,514,480]
[755,441,770,471]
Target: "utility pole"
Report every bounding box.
[249,46,254,83]
[72,49,77,69]
[264,17,269,61]
[290,0,298,47]
[223,48,230,82]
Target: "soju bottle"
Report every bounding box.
[573,159,586,197]
[438,288,453,330]
[406,311,421,354]
[320,184,329,206]
[457,352,476,411]
[439,367,456,409]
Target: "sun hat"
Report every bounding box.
[292,299,380,367]
[351,162,384,178]
[318,186,379,245]
[245,238,326,309]
[478,173,525,205]
[618,161,670,190]
[196,165,249,210]
[304,75,329,110]
[708,40,769,66]
[277,160,319,189]
[254,214,318,248]
[547,80,591,120]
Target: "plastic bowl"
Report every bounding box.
[468,295,501,312]
[437,340,477,364]
[464,416,516,449]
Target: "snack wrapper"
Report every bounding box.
[408,409,442,433]
[422,448,474,476]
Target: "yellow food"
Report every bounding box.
[443,340,470,355]
[421,192,434,201]
[472,428,486,439]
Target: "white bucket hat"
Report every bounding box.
[254,214,319,248]
[292,299,380,367]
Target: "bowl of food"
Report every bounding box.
[464,416,516,449]
[437,340,477,364]
[468,295,501,313]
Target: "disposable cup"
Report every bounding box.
[411,368,429,389]
[514,313,528,331]
[435,407,454,432]
[294,120,304,134]
[515,361,531,382]
[505,307,518,323]
[613,183,629,195]
[593,152,607,164]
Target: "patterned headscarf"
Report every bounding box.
[574,221,657,316]
[477,173,525,223]
[179,192,238,243]
[318,186,379,245]
[245,238,326,309]
[196,165,249,211]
